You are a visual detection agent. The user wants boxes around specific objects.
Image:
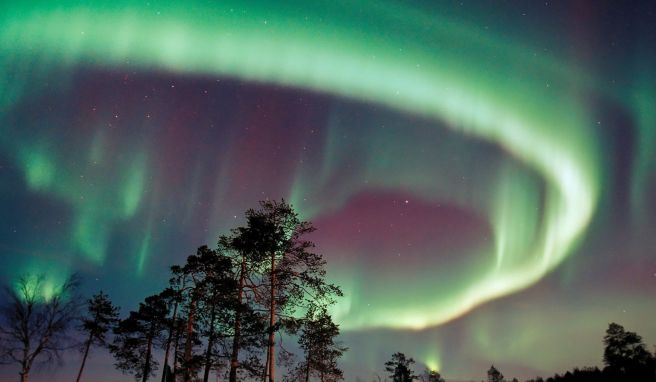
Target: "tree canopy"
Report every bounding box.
[385,352,418,382]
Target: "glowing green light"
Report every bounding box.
[425,356,441,372]
[0,0,602,330]
[136,224,152,275]
[13,270,69,302]
[21,147,56,190]
[121,155,146,219]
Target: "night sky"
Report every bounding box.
[1,1,655,381]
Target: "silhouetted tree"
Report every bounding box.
[175,246,215,382]
[245,200,342,382]
[110,294,169,382]
[420,369,445,382]
[603,322,653,379]
[164,315,187,382]
[194,248,236,382]
[158,276,184,382]
[297,306,346,381]
[76,291,120,382]
[0,274,81,382]
[162,245,244,382]
[220,220,270,382]
[536,366,611,382]
[487,365,504,382]
[385,352,418,382]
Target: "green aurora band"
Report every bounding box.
[3,1,652,342]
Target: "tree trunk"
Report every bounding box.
[20,345,30,382]
[19,367,29,382]
[172,323,181,379]
[75,334,93,382]
[262,346,269,382]
[267,252,276,382]
[305,352,310,382]
[183,294,198,382]
[143,329,154,382]
[162,295,180,382]
[229,256,246,382]
[202,297,217,382]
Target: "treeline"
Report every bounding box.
[378,323,656,382]
[1,200,654,382]
[0,200,346,382]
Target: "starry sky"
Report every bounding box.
[1,1,655,381]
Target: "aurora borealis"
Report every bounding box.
[1,1,655,381]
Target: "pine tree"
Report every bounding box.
[487,365,504,382]
[603,322,653,378]
[76,291,120,382]
[385,352,418,382]
[421,369,445,382]
[110,294,169,382]
[242,200,342,382]
[195,248,236,382]
[220,216,272,382]
[176,246,213,382]
[297,306,346,382]
[159,274,184,382]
